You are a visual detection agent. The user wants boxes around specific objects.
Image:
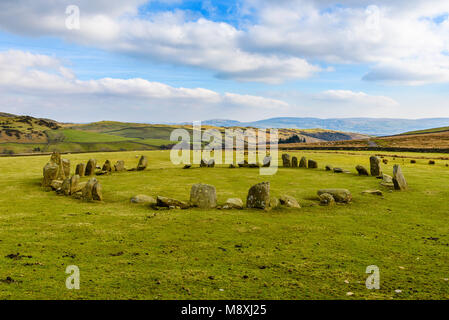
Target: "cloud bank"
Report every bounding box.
[0,0,448,84]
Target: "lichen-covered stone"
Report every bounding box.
[246,182,270,209]
[279,195,300,208]
[393,165,408,191]
[317,189,352,203]
[190,183,217,209]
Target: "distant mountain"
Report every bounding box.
[202,117,449,136]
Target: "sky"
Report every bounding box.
[0,0,448,123]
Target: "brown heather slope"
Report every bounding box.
[281,128,449,151]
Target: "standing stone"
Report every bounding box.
[393,165,408,191]
[82,178,97,200]
[114,160,125,171]
[62,159,70,178]
[60,177,71,196]
[238,160,248,167]
[92,181,103,201]
[85,159,97,176]
[207,159,215,168]
[137,156,148,171]
[69,175,80,195]
[75,163,85,177]
[317,189,352,203]
[291,157,298,168]
[190,183,217,209]
[262,156,271,167]
[356,165,369,176]
[299,157,307,168]
[50,151,61,164]
[42,162,59,187]
[246,182,270,209]
[370,156,382,176]
[61,174,80,196]
[102,160,112,172]
[308,160,318,169]
[282,154,291,167]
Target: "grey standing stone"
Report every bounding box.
[114,160,126,171]
[370,156,382,176]
[137,156,148,171]
[238,160,248,167]
[393,165,408,191]
[92,181,103,201]
[190,183,217,209]
[291,157,298,167]
[282,154,291,167]
[356,165,369,176]
[102,160,112,172]
[308,159,318,169]
[207,159,215,168]
[82,177,97,200]
[246,182,270,209]
[75,163,85,177]
[42,162,59,187]
[62,159,70,178]
[262,156,271,167]
[299,157,307,168]
[85,159,97,176]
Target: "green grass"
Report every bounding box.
[54,129,138,143]
[0,150,448,299]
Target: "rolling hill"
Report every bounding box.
[281,127,449,152]
[0,115,369,155]
[202,117,449,136]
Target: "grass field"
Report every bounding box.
[0,150,448,299]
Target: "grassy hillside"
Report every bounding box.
[1,116,370,155]
[0,150,448,299]
[403,127,449,135]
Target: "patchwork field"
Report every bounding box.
[0,150,448,299]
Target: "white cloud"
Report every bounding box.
[317,90,399,107]
[1,1,448,84]
[0,1,322,83]
[0,50,290,122]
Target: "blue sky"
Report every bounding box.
[0,0,448,123]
